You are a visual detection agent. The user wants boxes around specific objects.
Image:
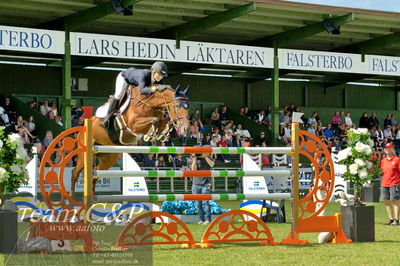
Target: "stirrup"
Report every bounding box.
[100,114,112,128]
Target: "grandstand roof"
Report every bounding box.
[1,0,400,86]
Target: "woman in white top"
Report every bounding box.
[344,112,353,128]
[234,124,252,139]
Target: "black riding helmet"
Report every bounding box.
[151,61,168,77]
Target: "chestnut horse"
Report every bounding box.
[70,85,190,197]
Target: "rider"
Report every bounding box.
[100,61,168,128]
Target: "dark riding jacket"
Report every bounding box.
[121,68,163,94]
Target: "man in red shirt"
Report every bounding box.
[380,142,400,225]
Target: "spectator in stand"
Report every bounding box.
[174,154,188,169]
[0,105,10,127]
[384,114,392,129]
[220,106,231,126]
[39,100,51,116]
[280,124,291,144]
[43,130,54,150]
[307,112,318,127]
[239,106,245,116]
[144,154,156,169]
[255,131,266,146]
[48,110,56,120]
[359,112,369,129]
[71,105,84,119]
[3,98,16,123]
[376,126,384,142]
[368,112,379,130]
[340,111,346,126]
[50,101,59,117]
[384,125,394,141]
[281,111,291,127]
[15,116,35,144]
[344,112,353,129]
[395,129,400,147]
[323,124,335,142]
[155,155,166,169]
[337,123,347,141]
[211,127,221,142]
[332,138,341,152]
[254,110,268,126]
[234,124,251,139]
[202,134,212,146]
[55,116,63,127]
[391,114,398,132]
[190,108,203,128]
[331,111,341,128]
[243,106,251,119]
[210,107,220,126]
[315,124,327,144]
[307,124,316,135]
[27,116,37,137]
[218,135,229,162]
[286,103,296,115]
[265,105,272,126]
[232,134,243,148]
[28,101,37,110]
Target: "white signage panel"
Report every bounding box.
[70,32,274,68]
[0,25,64,54]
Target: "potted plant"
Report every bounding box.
[0,126,29,253]
[337,128,381,242]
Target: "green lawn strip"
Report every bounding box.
[4,202,400,266]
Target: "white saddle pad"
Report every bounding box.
[95,97,130,119]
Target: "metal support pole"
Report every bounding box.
[84,119,93,209]
[272,44,280,146]
[291,122,300,237]
[61,31,74,129]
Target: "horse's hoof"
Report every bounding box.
[143,135,150,141]
[155,134,164,141]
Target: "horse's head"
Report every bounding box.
[166,85,191,136]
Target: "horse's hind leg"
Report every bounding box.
[71,151,84,198]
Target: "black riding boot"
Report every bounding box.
[100,97,118,128]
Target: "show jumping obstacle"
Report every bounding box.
[34,119,351,252]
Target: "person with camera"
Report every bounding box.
[190,153,215,225]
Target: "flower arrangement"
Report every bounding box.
[0,126,29,208]
[337,128,382,204]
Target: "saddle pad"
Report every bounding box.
[95,94,131,119]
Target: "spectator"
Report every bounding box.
[0,105,10,127]
[280,124,291,144]
[307,113,317,127]
[190,108,203,128]
[43,130,54,150]
[359,112,369,129]
[255,131,266,146]
[217,135,229,162]
[391,114,398,131]
[211,128,221,142]
[332,138,341,152]
[323,124,334,141]
[174,154,188,169]
[144,154,156,169]
[15,116,35,144]
[239,106,245,116]
[48,110,56,120]
[307,124,316,135]
[27,116,37,137]
[331,111,341,128]
[28,101,37,110]
[55,116,63,126]
[39,100,51,116]
[232,134,243,147]
[344,112,353,129]
[71,105,84,119]
[280,111,291,127]
[50,101,59,117]
[220,106,231,126]
[368,112,379,130]
[243,106,250,119]
[254,110,267,126]
[315,124,327,143]
[340,111,346,126]
[155,155,166,168]
[201,134,212,146]
[286,103,296,115]
[210,107,220,126]
[234,124,251,139]
[3,98,16,123]
[376,126,384,142]
[384,125,394,141]
[384,114,392,129]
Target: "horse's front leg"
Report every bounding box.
[129,117,159,142]
[155,120,172,142]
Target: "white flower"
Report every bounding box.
[358,168,368,179]
[349,163,359,175]
[367,138,374,147]
[0,139,3,148]
[357,128,369,134]
[16,147,28,160]
[354,158,366,167]
[354,142,372,155]
[8,133,23,146]
[338,147,352,162]
[10,164,23,175]
[366,161,373,169]
[0,167,7,181]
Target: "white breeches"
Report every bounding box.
[114,72,128,100]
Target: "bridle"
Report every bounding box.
[160,91,189,130]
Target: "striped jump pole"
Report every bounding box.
[94,169,291,178]
[93,146,293,155]
[94,193,292,203]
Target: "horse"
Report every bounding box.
[70,84,190,197]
